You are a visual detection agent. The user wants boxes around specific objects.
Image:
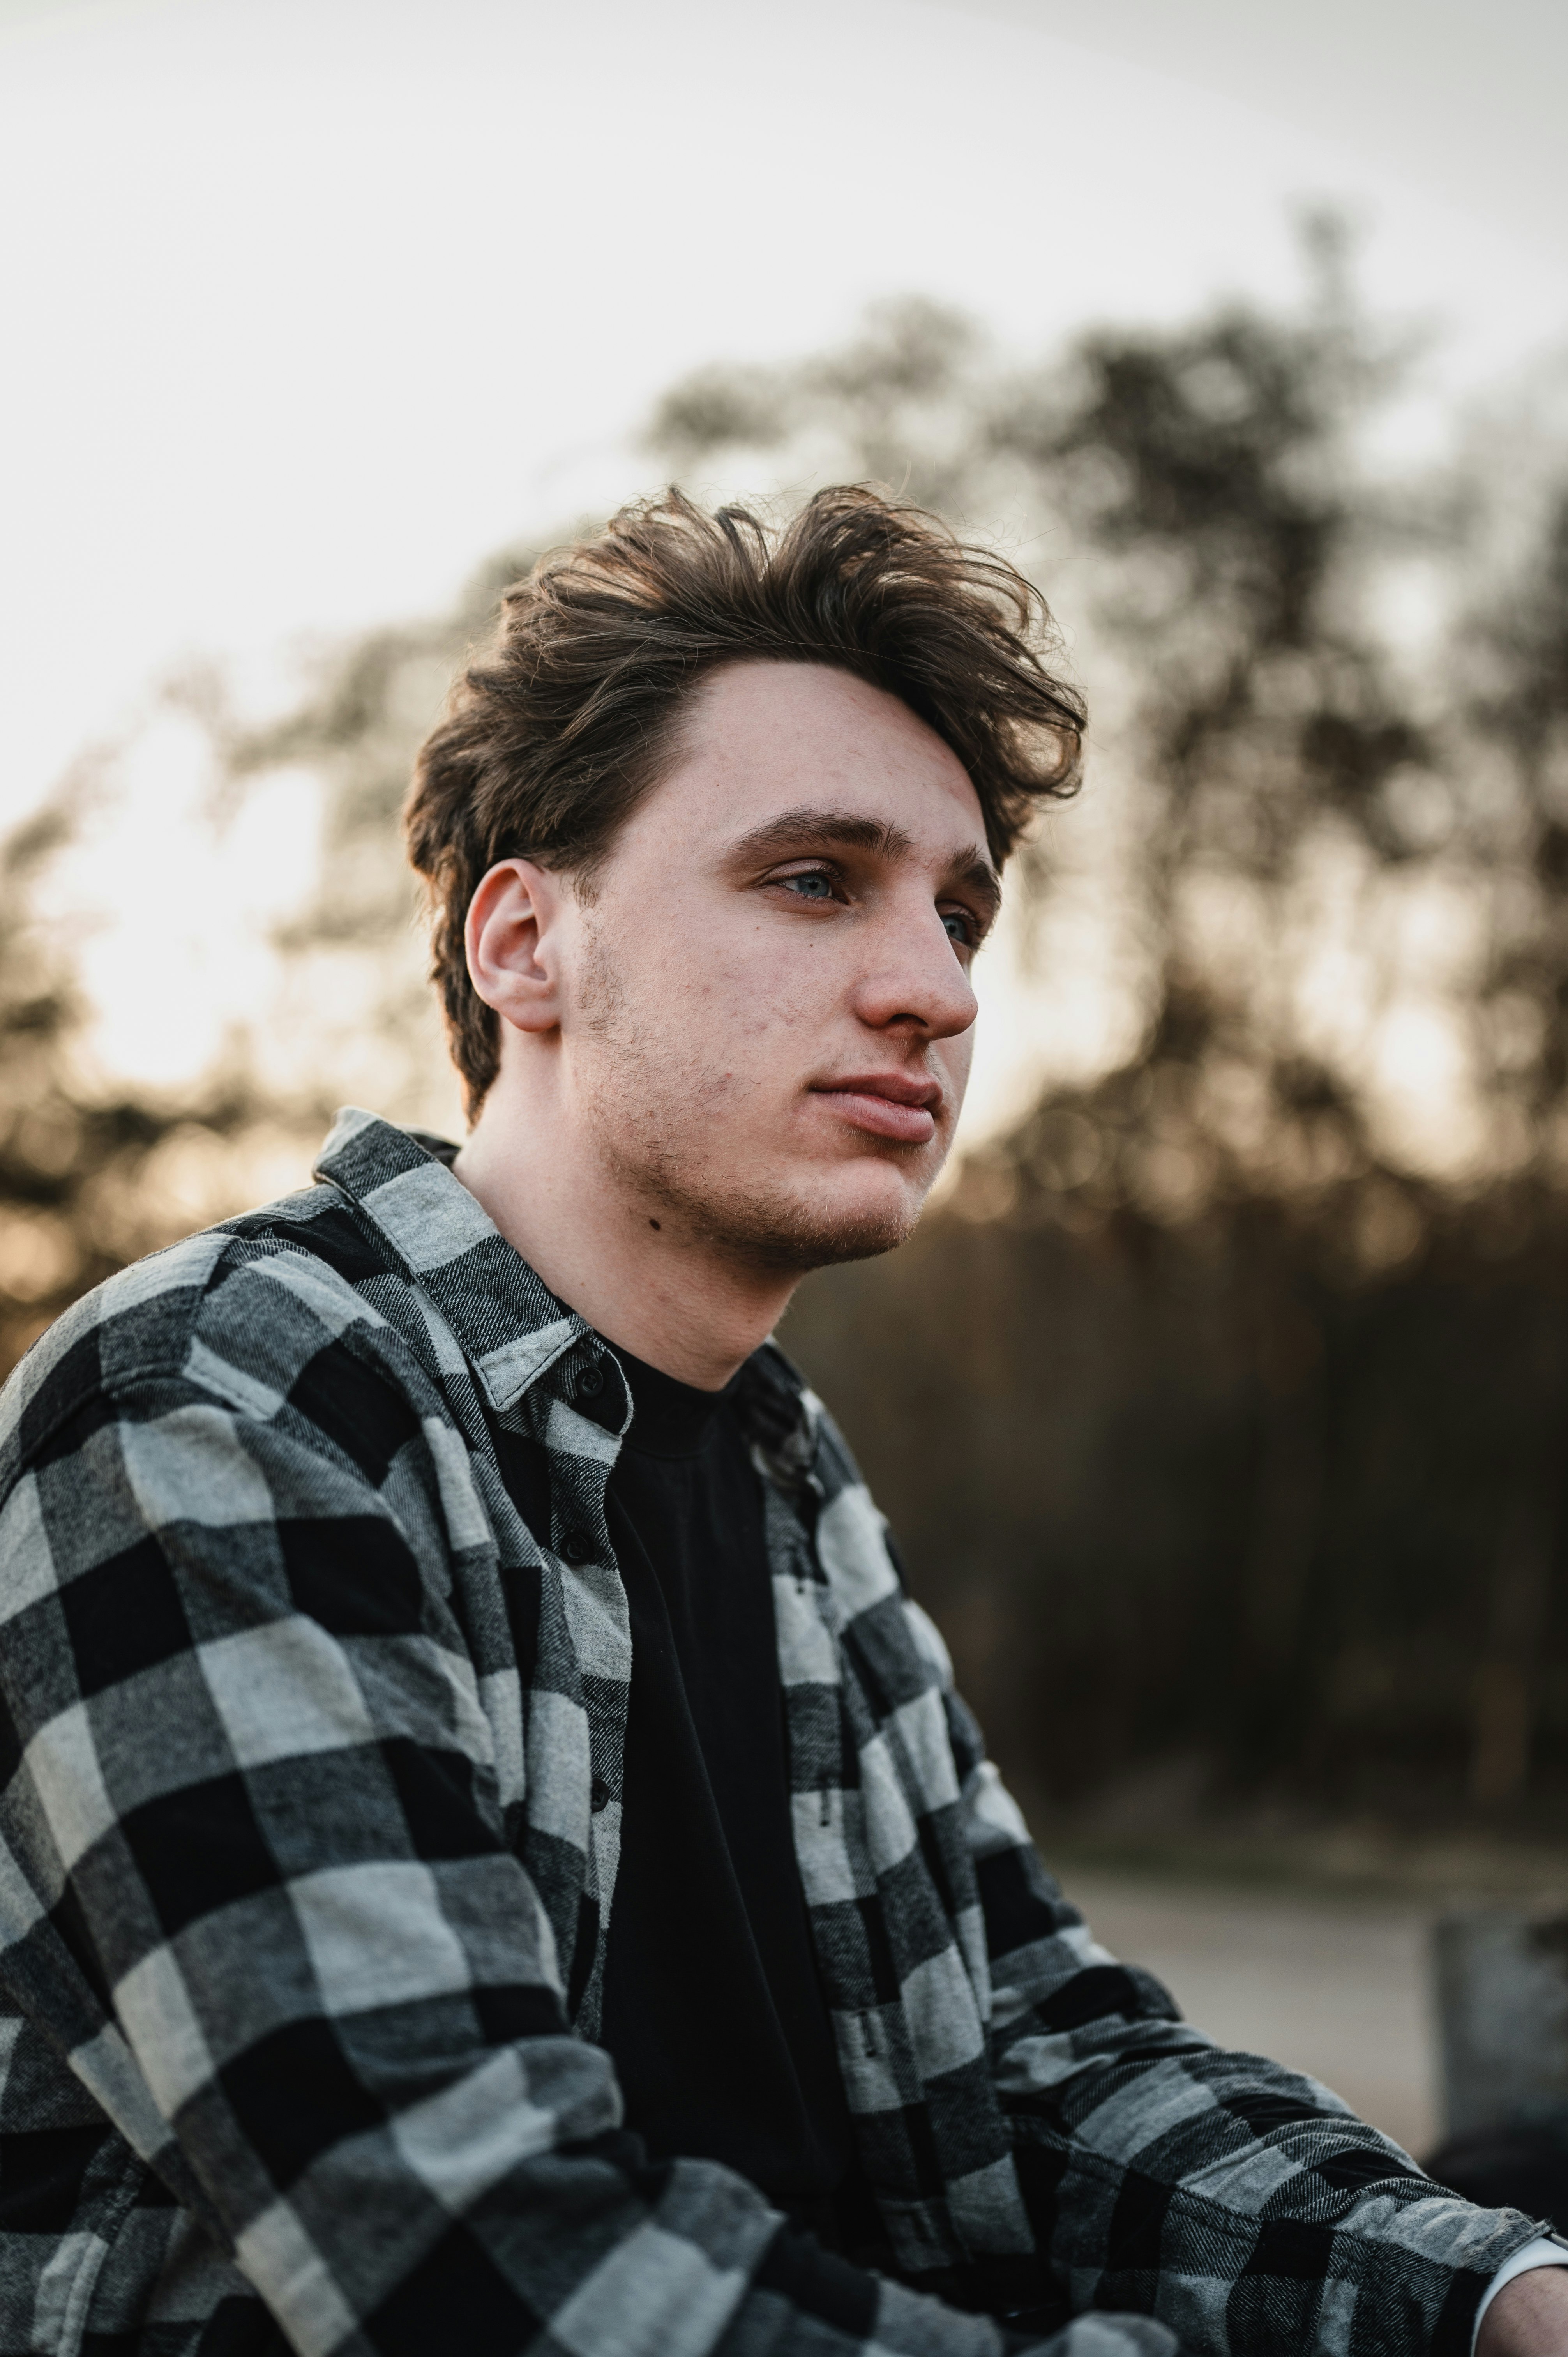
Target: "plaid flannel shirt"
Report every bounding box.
[0,1109,1540,2357]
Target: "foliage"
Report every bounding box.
[657,227,1568,1823]
[653,232,1568,1213]
[6,231,1568,1828]
[0,784,285,1371]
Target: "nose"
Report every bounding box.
[850,895,979,1041]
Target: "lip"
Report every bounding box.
[810,1072,943,1146]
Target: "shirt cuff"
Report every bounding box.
[1473,2234,1568,2352]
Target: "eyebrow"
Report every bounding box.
[726,805,1003,924]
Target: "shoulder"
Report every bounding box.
[0,1178,413,1489]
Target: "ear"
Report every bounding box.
[464,859,569,1036]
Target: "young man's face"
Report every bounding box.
[551,659,999,1272]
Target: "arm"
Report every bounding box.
[1476,2246,1568,2356]
[906,1608,1545,2357]
[0,1371,1164,2357]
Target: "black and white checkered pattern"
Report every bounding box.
[0,1110,1542,2356]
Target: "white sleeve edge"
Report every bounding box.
[1472,2235,1568,2353]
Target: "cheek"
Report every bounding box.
[585,886,851,1094]
[592,930,805,1110]
[696,922,844,1039]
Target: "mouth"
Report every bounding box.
[809,1071,943,1146]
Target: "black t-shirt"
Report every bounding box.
[597,1344,866,2237]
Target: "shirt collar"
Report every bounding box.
[312,1106,816,1466]
[313,1106,587,1413]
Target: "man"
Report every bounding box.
[0,488,1562,2357]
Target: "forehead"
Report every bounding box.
[646,658,986,849]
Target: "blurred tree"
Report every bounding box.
[211,551,544,1134]
[648,226,1568,1830]
[0,783,272,1370]
[650,225,1464,1207]
[7,228,1568,1841]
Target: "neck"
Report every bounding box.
[451,1072,798,1393]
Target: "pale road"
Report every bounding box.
[1062,1871,1440,2160]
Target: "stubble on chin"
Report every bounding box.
[687,1172,924,1275]
[576,926,935,1274]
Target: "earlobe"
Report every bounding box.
[464,859,564,1036]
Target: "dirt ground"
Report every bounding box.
[1059,1869,1441,2159]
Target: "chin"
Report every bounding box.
[792,1203,918,1269]
[712,1156,933,1274]
[815,1163,931,1255]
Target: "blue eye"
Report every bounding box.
[942,911,974,947]
[785,873,835,901]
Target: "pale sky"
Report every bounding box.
[4,0,1565,826]
[2,0,1564,1144]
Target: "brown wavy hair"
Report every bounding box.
[405,485,1085,1112]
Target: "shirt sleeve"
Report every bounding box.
[1472,2236,1568,2350]
[0,1369,1145,2357]
[923,1633,1548,2357]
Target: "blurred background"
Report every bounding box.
[6,0,1568,2168]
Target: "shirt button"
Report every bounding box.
[559,1527,594,1565]
[590,1776,612,1813]
[573,1360,605,1403]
